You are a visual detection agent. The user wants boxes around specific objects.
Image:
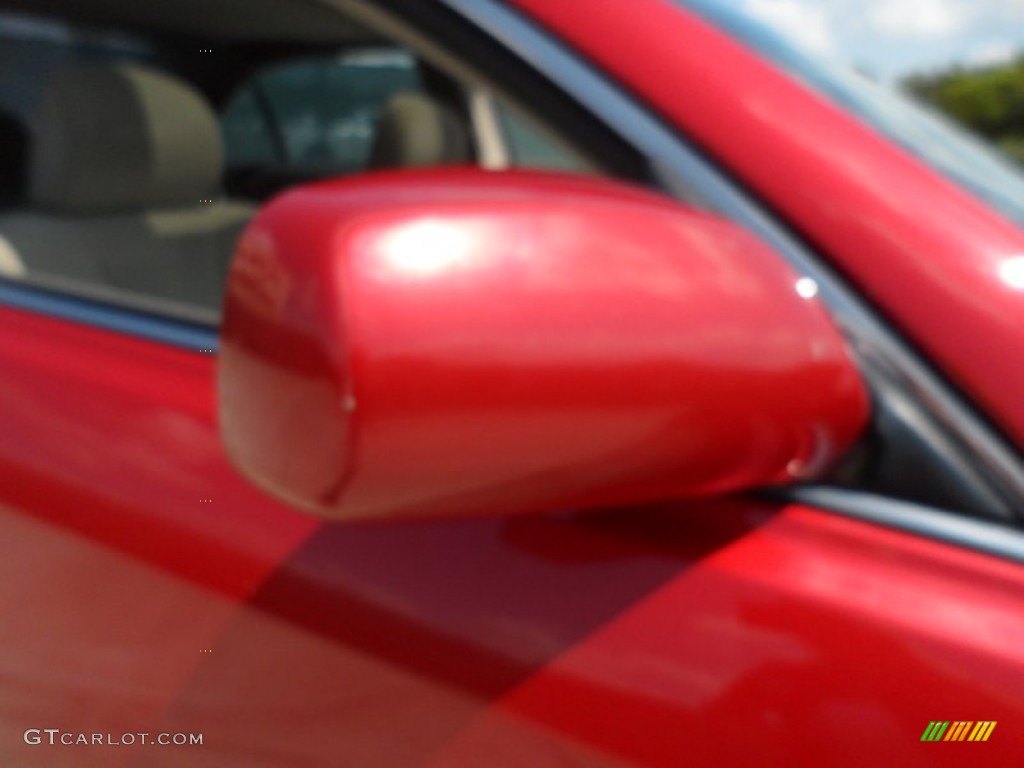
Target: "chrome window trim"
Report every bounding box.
[782,487,1024,565]
[0,280,218,352]
[429,0,1024,517]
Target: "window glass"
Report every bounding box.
[222,48,420,174]
[494,100,597,174]
[0,14,154,123]
[0,14,157,209]
[221,86,278,168]
[0,14,602,329]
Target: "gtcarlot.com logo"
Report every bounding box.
[24,729,203,747]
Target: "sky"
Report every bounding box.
[733,0,1024,81]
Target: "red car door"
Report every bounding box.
[4,304,1023,766]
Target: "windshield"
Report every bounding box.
[677,0,1024,229]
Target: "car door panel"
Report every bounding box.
[1,305,1021,765]
[0,301,319,597]
[0,501,237,768]
[436,504,1024,766]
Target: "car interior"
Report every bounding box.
[0,0,592,322]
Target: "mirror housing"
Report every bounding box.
[219,170,868,520]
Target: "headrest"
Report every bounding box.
[369,91,472,169]
[30,63,223,213]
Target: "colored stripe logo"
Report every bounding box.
[921,721,996,742]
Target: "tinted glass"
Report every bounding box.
[494,100,596,173]
[222,49,420,174]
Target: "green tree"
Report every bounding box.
[902,55,1024,164]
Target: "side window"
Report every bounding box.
[0,11,600,330]
[222,49,421,175]
[493,99,597,174]
[0,16,156,208]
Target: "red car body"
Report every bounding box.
[1,1,1023,766]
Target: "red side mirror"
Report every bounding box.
[219,170,868,520]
